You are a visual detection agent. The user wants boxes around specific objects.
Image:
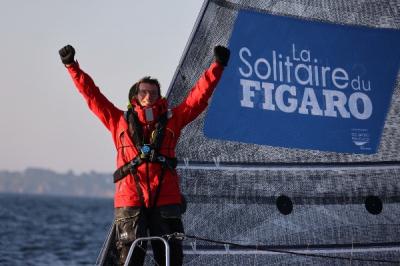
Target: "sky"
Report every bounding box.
[0,0,204,173]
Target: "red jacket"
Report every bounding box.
[66,62,224,208]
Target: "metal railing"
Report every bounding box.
[124,236,170,266]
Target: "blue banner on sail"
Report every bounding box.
[204,10,400,154]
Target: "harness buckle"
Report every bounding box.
[141,144,152,156]
[157,156,166,163]
[140,144,154,160]
[130,157,141,167]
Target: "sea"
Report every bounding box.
[0,193,114,266]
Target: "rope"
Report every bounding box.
[165,233,400,265]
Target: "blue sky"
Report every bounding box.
[0,0,204,173]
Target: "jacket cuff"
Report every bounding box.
[65,60,79,69]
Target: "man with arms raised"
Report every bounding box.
[59,44,230,266]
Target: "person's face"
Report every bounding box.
[137,83,160,107]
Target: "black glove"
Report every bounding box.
[214,45,230,66]
[59,45,75,65]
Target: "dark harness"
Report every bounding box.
[113,109,177,207]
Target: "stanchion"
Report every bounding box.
[124,236,170,266]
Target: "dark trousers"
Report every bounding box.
[115,205,184,266]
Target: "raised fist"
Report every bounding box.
[59,45,75,65]
[214,45,230,66]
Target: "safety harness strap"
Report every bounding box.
[113,156,177,183]
[151,111,168,156]
[113,108,176,207]
[152,164,167,208]
[126,109,143,153]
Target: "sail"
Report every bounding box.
[167,0,400,265]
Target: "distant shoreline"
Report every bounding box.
[0,191,113,200]
[0,168,114,198]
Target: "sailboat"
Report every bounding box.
[97,0,400,265]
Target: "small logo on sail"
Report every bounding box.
[351,128,370,148]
